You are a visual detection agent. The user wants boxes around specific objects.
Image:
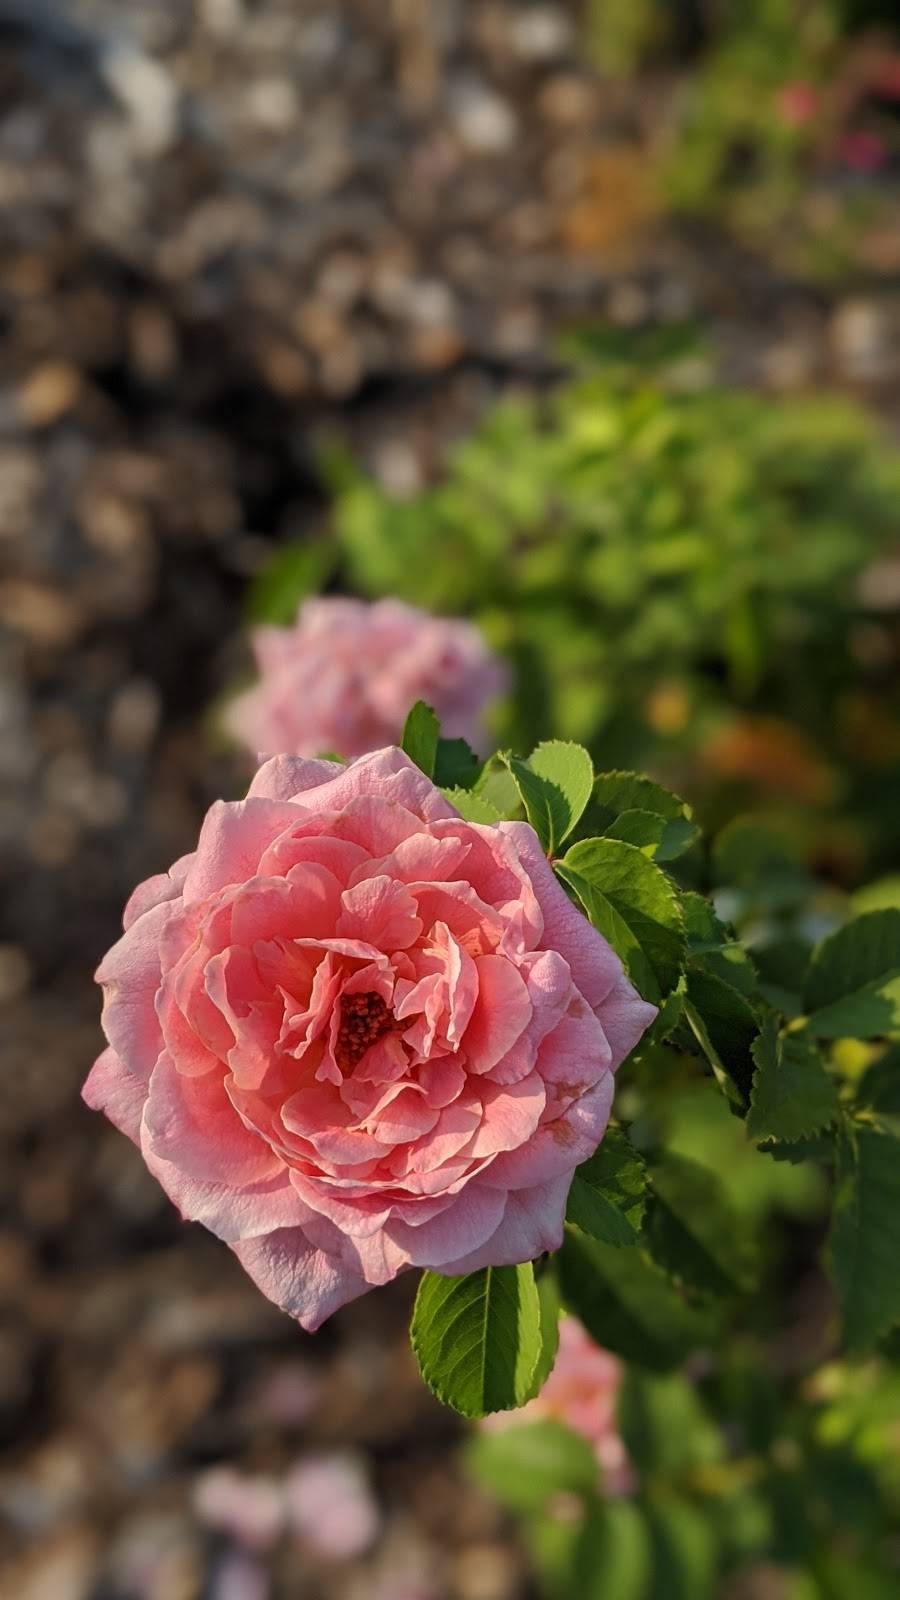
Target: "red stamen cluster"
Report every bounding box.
[335,992,394,1073]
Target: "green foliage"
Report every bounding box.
[747,1018,840,1141]
[249,358,900,875]
[832,1121,900,1350]
[644,1151,756,1297]
[503,741,594,855]
[557,838,686,1004]
[401,700,439,778]
[803,912,900,1039]
[566,1127,648,1247]
[410,1263,545,1418]
[465,1420,598,1511]
[558,1228,716,1371]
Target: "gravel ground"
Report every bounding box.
[2,4,900,1597]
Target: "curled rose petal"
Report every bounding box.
[85,747,656,1330]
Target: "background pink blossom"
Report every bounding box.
[226,598,508,761]
[83,748,655,1331]
[482,1317,634,1496]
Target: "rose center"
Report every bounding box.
[335,991,395,1073]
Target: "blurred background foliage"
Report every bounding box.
[250,339,900,884]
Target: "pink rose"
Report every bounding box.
[482,1317,634,1495]
[83,748,655,1330]
[226,597,508,761]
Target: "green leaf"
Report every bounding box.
[803,912,900,1039]
[559,1228,715,1371]
[465,1420,598,1512]
[434,736,482,790]
[474,758,522,818]
[442,786,503,824]
[503,741,593,854]
[682,893,759,1001]
[593,771,689,826]
[401,701,439,779]
[410,1264,543,1418]
[831,1121,900,1350]
[557,839,685,1005]
[644,1498,719,1600]
[758,1131,835,1164]
[644,1152,756,1297]
[604,809,699,862]
[527,1270,562,1400]
[617,1372,722,1477]
[245,538,335,623]
[570,1501,653,1600]
[566,1128,648,1247]
[592,773,698,862]
[683,969,759,1106]
[747,1018,839,1142]
[856,1044,900,1115]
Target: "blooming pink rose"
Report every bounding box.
[83,748,655,1330]
[482,1317,633,1495]
[226,597,508,761]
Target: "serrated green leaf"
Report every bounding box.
[410,1264,543,1418]
[465,1420,598,1512]
[593,770,688,826]
[682,892,759,1000]
[604,808,700,862]
[831,1121,900,1350]
[503,742,593,854]
[804,912,900,1039]
[684,969,759,1105]
[747,1018,839,1142]
[401,701,439,778]
[442,786,503,824]
[557,839,685,1005]
[645,1152,756,1297]
[559,1228,715,1371]
[758,1131,835,1164]
[566,1128,648,1247]
[618,1372,722,1478]
[433,736,482,790]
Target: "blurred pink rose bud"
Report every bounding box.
[83,748,655,1332]
[226,597,508,761]
[482,1317,634,1495]
[193,1467,284,1552]
[776,82,819,128]
[285,1452,381,1560]
[838,129,888,173]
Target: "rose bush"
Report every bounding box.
[226,597,507,761]
[83,747,655,1330]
